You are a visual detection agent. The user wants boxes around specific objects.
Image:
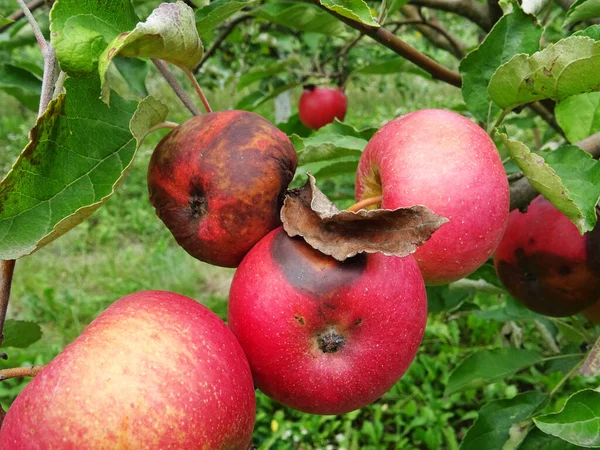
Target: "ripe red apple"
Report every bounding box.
[355,109,509,285]
[494,195,600,317]
[228,227,427,415]
[148,110,297,268]
[0,291,256,449]
[298,86,347,130]
[583,300,600,324]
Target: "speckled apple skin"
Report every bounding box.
[355,109,509,285]
[148,110,297,268]
[298,87,347,130]
[494,195,600,317]
[228,228,427,415]
[0,291,256,450]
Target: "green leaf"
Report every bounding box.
[535,389,600,447]
[577,335,600,377]
[235,82,300,111]
[254,3,346,36]
[195,0,257,34]
[518,428,580,450]
[556,92,600,143]
[500,134,600,233]
[0,15,14,27]
[460,391,547,450]
[445,348,543,395]
[575,24,600,40]
[488,36,600,110]
[349,56,430,79]
[475,296,542,321]
[313,160,359,178]
[294,133,367,165]
[564,0,600,27]
[1,320,42,348]
[236,58,299,91]
[318,0,379,27]
[49,0,139,75]
[99,1,203,103]
[466,262,505,289]
[113,57,149,97]
[0,64,41,111]
[318,119,378,140]
[459,7,542,123]
[427,285,471,314]
[0,78,168,260]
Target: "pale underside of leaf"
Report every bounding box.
[281,174,448,261]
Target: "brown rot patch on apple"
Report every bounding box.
[316,328,346,353]
[272,232,366,297]
[496,249,600,317]
[294,315,305,326]
[188,184,208,219]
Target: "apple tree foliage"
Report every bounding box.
[3,0,600,447]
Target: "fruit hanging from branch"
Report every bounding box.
[298,85,348,130]
[148,110,298,267]
[0,291,256,449]
[355,109,510,285]
[494,195,600,317]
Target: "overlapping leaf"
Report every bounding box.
[489,37,600,110]
[564,0,600,27]
[460,7,541,123]
[195,0,258,34]
[519,428,580,450]
[1,320,42,348]
[555,92,600,143]
[293,133,367,165]
[0,78,167,259]
[319,0,379,27]
[500,134,600,233]
[0,64,41,111]
[254,3,346,36]
[535,390,600,447]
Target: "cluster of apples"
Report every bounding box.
[0,104,511,448]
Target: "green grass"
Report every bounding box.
[0,72,593,449]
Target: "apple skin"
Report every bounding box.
[298,86,347,130]
[355,109,509,285]
[228,227,427,415]
[148,110,297,268]
[583,300,600,324]
[494,195,600,317]
[0,291,256,449]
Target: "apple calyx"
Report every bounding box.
[281,174,448,261]
[316,328,345,353]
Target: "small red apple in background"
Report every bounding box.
[0,291,256,449]
[298,85,347,130]
[228,227,427,415]
[494,195,600,317]
[148,110,297,268]
[355,109,509,285]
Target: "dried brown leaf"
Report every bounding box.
[578,336,600,377]
[281,174,448,261]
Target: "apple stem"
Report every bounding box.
[147,121,179,135]
[346,196,383,212]
[183,68,212,114]
[0,260,16,351]
[151,59,202,116]
[0,365,43,381]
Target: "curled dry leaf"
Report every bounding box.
[577,336,600,377]
[281,174,448,261]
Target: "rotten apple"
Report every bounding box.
[0,291,256,449]
[228,227,427,415]
[494,195,600,317]
[355,109,509,285]
[298,86,347,130]
[148,110,297,268]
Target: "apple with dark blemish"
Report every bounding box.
[298,86,347,130]
[228,228,427,415]
[355,109,509,285]
[0,291,256,449]
[148,110,298,267]
[494,195,600,317]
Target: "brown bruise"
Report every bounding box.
[271,232,366,297]
[496,249,600,317]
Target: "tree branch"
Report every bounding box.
[308,0,462,87]
[510,131,600,210]
[0,261,15,352]
[0,0,46,34]
[193,14,252,73]
[0,365,43,381]
[151,59,202,116]
[410,0,493,31]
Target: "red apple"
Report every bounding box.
[494,195,600,317]
[583,300,600,324]
[0,291,256,449]
[355,109,509,285]
[148,110,297,268]
[298,86,347,130]
[228,227,427,415]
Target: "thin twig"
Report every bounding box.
[182,68,212,113]
[0,365,43,381]
[151,59,201,116]
[53,70,66,99]
[387,18,465,58]
[0,0,45,34]
[0,261,15,350]
[193,14,252,73]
